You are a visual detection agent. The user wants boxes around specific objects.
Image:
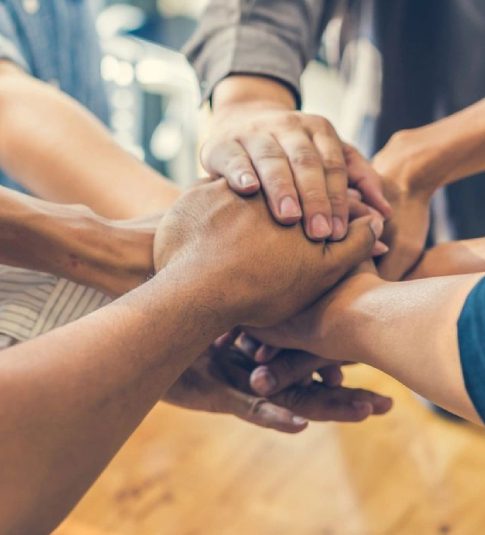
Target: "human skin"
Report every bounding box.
[0,182,392,434]
[374,98,485,280]
[247,98,485,404]
[203,75,391,241]
[0,181,385,533]
[247,266,483,425]
[0,61,180,219]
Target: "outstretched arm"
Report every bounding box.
[0,185,156,296]
[248,270,485,425]
[407,238,485,280]
[0,61,179,218]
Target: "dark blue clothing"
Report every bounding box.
[458,277,485,423]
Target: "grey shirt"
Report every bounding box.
[184,0,338,106]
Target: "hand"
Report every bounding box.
[372,131,434,281]
[202,93,391,241]
[165,335,392,429]
[244,262,384,362]
[153,179,383,329]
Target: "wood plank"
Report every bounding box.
[54,365,485,535]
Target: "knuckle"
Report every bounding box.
[322,157,346,175]
[280,386,308,410]
[327,193,348,209]
[290,149,322,169]
[301,186,328,205]
[254,140,285,161]
[263,173,291,191]
[248,398,272,428]
[282,112,302,129]
[309,115,331,131]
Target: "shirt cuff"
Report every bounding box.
[0,34,29,72]
[185,24,304,108]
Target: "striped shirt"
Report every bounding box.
[0,1,112,344]
[0,266,110,342]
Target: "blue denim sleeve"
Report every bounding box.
[0,5,30,71]
[457,276,485,423]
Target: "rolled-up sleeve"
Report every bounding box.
[184,0,335,105]
[0,5,30,72]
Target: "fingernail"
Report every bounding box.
[373,241,389,256]
[239,173,258,189]
[369,217,384,239]
[292,416,308,426]
[310,214,332,239]
[251,367,277,395]
[279,196,302,219]
[331,217,346,240]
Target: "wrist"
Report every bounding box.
[153,260,238,336]
[315,273,387,365]
[25,202,154,297]
[212,75,296,113]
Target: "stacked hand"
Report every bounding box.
[150,178,393,430]
[241,127,447,407]
[118,121,440,432]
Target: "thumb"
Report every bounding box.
[319,216,382,286]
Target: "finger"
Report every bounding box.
[200,140,260,194]
[344,144,392,218]
[241,134,302,224]
[348,198,372,220]
[212,348,308,433]
[271,383,393,422]
[319,365,344,387]
[250,351,324,396]
[347,204,388,257]
[315,216,383,288]
[373,241,390,257]
[255,344,280,363]
[235,332,261,358]
[213,327,242,349]
[220,386,308,434]
[277,131,332,240]
[347,188,362,201]
[313,130,349,241]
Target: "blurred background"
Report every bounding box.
[91,0,209,188]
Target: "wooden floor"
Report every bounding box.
[54,365,485,535]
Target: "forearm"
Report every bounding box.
[387,99,485,197]
[407,238,485,280]
[0,186,155,296]
[426,98,485,186]
[0,62,180,218]
[322,273,483,423]
[0,266,227,533]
